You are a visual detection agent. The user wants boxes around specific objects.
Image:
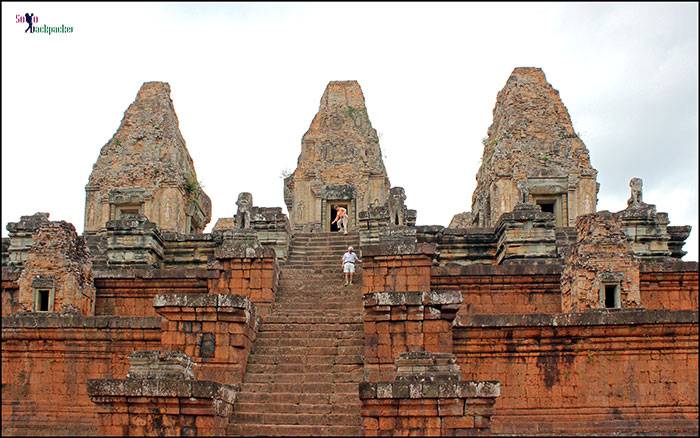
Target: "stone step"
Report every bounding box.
[259,322,363,330]
[226,423,362,436]
[255,331,363,341]
[240,382,360,394]
[235,391,336,405]
[231,412,360,426]
[247,354,363,365]
[259,317,363,324]
[263,313,363,320]
[251,345,363,356]
[244,371,362,384]
[245,363,362,375]
[235,401,360,415]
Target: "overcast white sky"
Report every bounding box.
[2,2,698,260]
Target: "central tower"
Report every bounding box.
[284,81,391,232]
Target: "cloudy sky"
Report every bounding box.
[2,2,698,260]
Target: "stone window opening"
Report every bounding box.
[601,283,621,309]
[537,200,555,214]
[116,205,142,219]
[533,195,562,226]
[34,288,54,312]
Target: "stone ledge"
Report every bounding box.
[93,268,215,279]
[153,293,253,310]
[1,314,161,329]
[364,291,463,307]
[359,380,500,400]
[455,309,698,328]
[363,242,436,258]
[432,263,563,276]
[87,378,239,408]
[639,260,698,273]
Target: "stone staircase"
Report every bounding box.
[227,231,364,436]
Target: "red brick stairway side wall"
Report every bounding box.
[208,257,277,317]
[155,294,258,385]
[362,253,432,294]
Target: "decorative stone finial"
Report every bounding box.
[235,192,253,229]
[627,177,643,208]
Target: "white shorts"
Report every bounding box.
[343,262,355,273]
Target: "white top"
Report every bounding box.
[342,252,359,264]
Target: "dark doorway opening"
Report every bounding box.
[38,290,50,312]
[537,201,555,214]
[604,284,619,309]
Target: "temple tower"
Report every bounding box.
[84,82,211,234]
[283,81,391,232]
[466,67,598,228]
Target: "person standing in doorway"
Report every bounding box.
[341,246,361,286]
[331,205,348,234]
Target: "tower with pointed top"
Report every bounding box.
[284,81,391,231]
[466,67,598,228]
[84,82,211,234]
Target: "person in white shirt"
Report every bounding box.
[341,246,362,286]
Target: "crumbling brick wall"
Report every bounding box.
[561,212,641,312]
[17,221,95,315]
[1,268,20,316]
[1,314,161,436]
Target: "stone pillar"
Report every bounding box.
[561,211,641,312]
[104,214,164,267]
[88,351,237,436]
[359,351,500,436]
[5,212,50,267]
[16,220,95,315]
[668,225,692,259]
[363,291,462,382]
[494,203,557,264]
[617,204,671,259]
[361,236,434,294]
[154,293,258,385]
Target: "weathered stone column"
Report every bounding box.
[154,293,258,385]
[494,203,557,264]
[104,214,164,268]
[5,212,50,267]
[88,351,237,436]
[359,351,500,436]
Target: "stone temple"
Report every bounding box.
[2,68,697,436]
